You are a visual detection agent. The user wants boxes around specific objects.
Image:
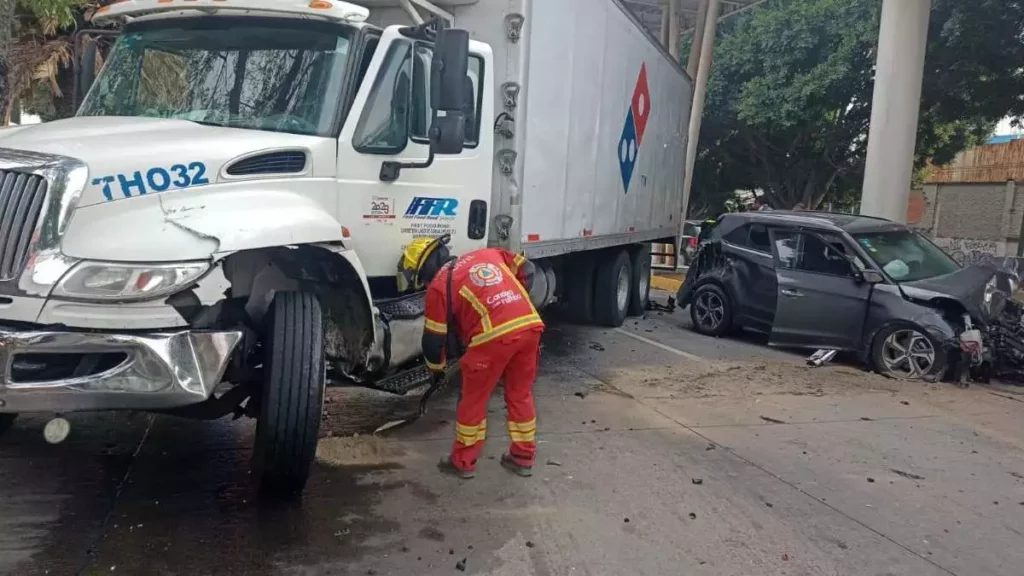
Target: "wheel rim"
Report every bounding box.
[694,291,725,330]
[881,329,935,379]
[616,265,630,312]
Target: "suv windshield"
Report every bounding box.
[853,230,960,282]
[79,19,353,137]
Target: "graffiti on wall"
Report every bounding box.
[933,237,1003,267]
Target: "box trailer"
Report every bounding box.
[0,0,691,495]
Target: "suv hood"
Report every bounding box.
[901,263,1017,323]
[0,116,334,207]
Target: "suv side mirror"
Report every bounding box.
[429,27,469,155]
[861,270,885,284]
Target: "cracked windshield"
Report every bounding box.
[3,0,1024,575]
[79,23,352,136]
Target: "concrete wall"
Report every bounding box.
[907,181,1023,266]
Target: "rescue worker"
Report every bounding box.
[398,236,544,480]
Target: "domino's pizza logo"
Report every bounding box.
[618,63,651,194]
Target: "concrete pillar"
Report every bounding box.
[660,6,670,47]
[681,0,720,220]
[686,0,709,77]
[859,0,932,223]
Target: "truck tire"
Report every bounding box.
[628,244,651,316]
[565,254,596,324]
[255,291,326,497]
[594,249,632,327]
[0,414,16,438]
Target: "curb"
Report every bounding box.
[650,274,683,293]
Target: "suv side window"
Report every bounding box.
[723,224,771,253]
[773,230,856,277]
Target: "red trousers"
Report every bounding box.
[451,328,542,472]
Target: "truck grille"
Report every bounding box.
[0,170,47,281]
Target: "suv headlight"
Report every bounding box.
[54,261,211,302]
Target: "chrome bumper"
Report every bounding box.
[0,329,242,413]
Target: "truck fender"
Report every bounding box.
[62,188,345,262]
[221,245,377,375]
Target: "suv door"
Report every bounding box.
[720,223,776,333]
[768,229,872,350]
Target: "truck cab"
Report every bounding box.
[0,0,489,496]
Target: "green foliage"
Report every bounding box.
[691,0,1024,212]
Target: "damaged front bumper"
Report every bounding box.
[0,328,242,413]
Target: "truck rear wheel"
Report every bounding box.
[565,254,596,324]
[628,244,651,316]
[0,414,16,438]
[594,249,632,327]
[254,291,326,498]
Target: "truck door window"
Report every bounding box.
[353,41,413,154]
[410,45,484,148]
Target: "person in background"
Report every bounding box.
[753,197,772,212]
[397,236,545,480]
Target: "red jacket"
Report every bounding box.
[422,248,543,370]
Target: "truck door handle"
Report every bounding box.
[781,288,803,297]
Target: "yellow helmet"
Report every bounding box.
[397,235,451,292]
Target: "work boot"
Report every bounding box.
[437,456,475,479]
[500,453,533,477]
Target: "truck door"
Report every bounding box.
[336,27,494,280]
[768,229,872,351]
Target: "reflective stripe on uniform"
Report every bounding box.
[459,286,494,332]
[469,313,544,347]
[455,420,487,446]
[424,318,447,334]
[425,358,447,371]
[507,418,537,443]
[512,253,527,274]
[498,263,539,315]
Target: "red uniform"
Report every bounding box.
[422,248,544,472]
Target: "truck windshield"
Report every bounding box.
[78,20,353,137]
[853,230,960,282]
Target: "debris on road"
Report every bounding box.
[456,557,467,571]
[891,469,926,480]
[574,391,587,399]
[706,443,717,451]
[526,541,536,548]
[765,502,774,508]
[867,478,876,483]
[901,400,911,405]
[760,416,786,424]
[781,553,790,562]
[691,478,703,485]
[860,417,874,421]
[807,349,837,367]
[688,512,697,520]
[546,459,562,467]
[624,518,630,523]
[589,342,606,352]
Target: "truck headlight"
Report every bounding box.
[54,261,211,302]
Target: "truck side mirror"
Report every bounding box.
[429,27,469,155]
[381,27,470,182]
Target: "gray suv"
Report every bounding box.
[677,211,1017,381]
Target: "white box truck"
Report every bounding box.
[0,0,691,495]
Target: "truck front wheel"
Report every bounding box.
[0,414,16,438]
[254,291,326,497]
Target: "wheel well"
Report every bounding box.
[222,245,374,367]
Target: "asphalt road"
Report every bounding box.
[2,295,1024,575]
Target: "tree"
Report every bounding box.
[1,0,96,125]
[690,0,1024,212]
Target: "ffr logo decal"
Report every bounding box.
[405,197,459,218]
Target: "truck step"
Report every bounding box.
[370,364,433,395]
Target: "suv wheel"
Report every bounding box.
[690,284,732,336]
[0,414,16,438]
[872,324,944,380]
